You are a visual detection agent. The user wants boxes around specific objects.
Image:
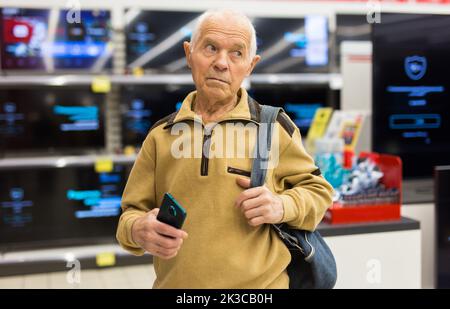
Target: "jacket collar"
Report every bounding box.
[163,88,260,129]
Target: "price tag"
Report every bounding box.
[91,76,111,93]
[96,252,116,267]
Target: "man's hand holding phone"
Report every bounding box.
[131,194,188,260]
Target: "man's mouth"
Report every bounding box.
[207,77,229,84]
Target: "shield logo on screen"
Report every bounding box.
[404,56,427,81]
[10,188,24,201]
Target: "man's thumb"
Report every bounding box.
[236,177,251,189]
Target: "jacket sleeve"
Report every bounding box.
[272,123,334,231]
[116,134,157,256]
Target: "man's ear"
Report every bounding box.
[183,41,192,69]
[246,55,261,76]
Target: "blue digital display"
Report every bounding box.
[0,163,132,249]
[67,170,123,219]
[0,187,33,228]
[1,8,112,71]
[0,87,105,152]
[121,86,194,147]
[284,103,322,131]
[125,10,200,73]
[252,15,328,73]
[372,13,450,178]
[53,105,99,132]
[247,86,327,136]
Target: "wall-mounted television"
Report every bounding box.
[0,7,113,72]
[0,87,105,154]
[121,85,195,147]
[251,15,329,74]
[372,13,450,179]
[0,160,132,250]
[248,85,328,136]
[125,9,200,73]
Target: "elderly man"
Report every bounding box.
[116,10,333,289]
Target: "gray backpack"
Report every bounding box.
[250,104,337,289]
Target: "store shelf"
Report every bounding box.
[318,216,420,237]
[249,73,343,89]
[0,154,137,169]
[0,244,152,277]
[0,73,342,88]
[0,74,195,86]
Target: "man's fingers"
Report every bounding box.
[146,241,180,258]
[149,208,159,216]
[244,206,267,220]
[153,234,183,250]
[235,186,265,208]
[248,216,265,227]
[155,220,188,239]
[240,196,265,212]
[236,177,251,189]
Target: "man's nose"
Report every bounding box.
[213,51,229,72]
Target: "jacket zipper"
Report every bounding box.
[201,129,212,176]
[196,118,259,177]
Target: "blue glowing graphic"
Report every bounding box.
[389,114,441,130]
[1,187,33,228]
[404,55,427,81]
[42,42,107,58]
[386,86,444,97]
[10,187,24,201]
[67,189,101,201]
[284,103,322,129]
[53,105,99,131]
[99,173,121,184]
[284,32,307,48]
[66,170,123,219]
[125,99,152,135]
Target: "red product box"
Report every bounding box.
[324,152,402,224]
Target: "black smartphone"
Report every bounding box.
[156,193,187,229]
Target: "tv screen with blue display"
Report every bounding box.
[248,86,327,136]
[0,7,112,72]
[252,15,329,74]
[0,87,105,153]
[0,162,132,249]
[372,13,450,178]
[121,85,195,147]
[125,9,200,73]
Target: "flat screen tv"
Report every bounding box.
[0,87,105,154]
[372,13,450,179]
[251,15,329,74]
[121,85,195,147]
[0,7,113,72]
[125,9,200,73]
[0,161,132,250]
[248,85,327,136]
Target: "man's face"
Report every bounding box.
[184,16,260,102]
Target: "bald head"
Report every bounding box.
[190,10,257,58]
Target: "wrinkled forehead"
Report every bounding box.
[198,15,252,47]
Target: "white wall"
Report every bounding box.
[402,203,435,289]
[326,229,421,289]
[340,41,373,153]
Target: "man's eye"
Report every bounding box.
[205,44,216,52]
[234,51,242,57]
